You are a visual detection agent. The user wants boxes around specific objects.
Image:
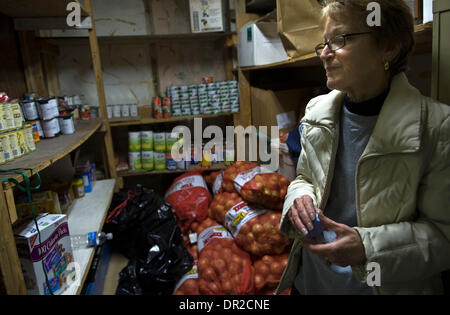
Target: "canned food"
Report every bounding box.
[121,104,130,117]
[2,103,15,131]
[154,152,166,171]
[141,131,153,151]
[128,152,142,171]
[33,120,43,140]
[130,104,138,117]
[23,124,36,152]
[42,118,61,138]
[59,116,75,135]
[128,132,141,152]
[166,152,177,170]
[37,97,59,120]
[107,105,113,119]
[0,140,5,165]
[202,77,213,84]
[8,131,21,159]
[0,105,4,131]
[141,151,154,171]
[113,105,121,118]
[0,134,13,162]
[154,132,166,153]
[153,97,162,108]
[16,128,27,155]
[21,100,39,120]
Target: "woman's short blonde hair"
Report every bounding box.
[321,0,415,76]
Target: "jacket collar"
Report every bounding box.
[302,72,423,154]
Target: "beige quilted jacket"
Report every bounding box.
[275,73,450,295]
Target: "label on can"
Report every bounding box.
[2,103,15,130]
[121,104,130,117]
[21,101,39,120]
[154,152,166,171]
[38,98,59,120]
[128,132,141,152]
[0,134,12,162]
[11,103,23,129]
[8,132,20,158]
[59,117,75,135]
[154,133,166,152]
[16,129,27,155]
[166,152,177,170]
[130,104,138,117]
[141,131,153,151]
[113,105,121,118]
[42,118,60,138]
[107,106,113,119]
[128,152,142,171]
[24,125,36,152]
[141,151,154,170]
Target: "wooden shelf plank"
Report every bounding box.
[41,32,237,42]
[62,179,116,295]
[239,23,433,72]
[0,0,89,18]
[117,162,228,177]
[109,113,237,127]
[0,119,103,187]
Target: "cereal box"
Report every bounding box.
[14,214,75,295]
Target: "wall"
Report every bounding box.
[50,0,231,107]
[0,13,27,99]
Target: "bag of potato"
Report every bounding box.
[222,162,290,210]
[208,192,292,257]
[203,170,223,194]
[253,253,289,294]
[165,171,212,231]
[195,218,255,295]
[173,261,199,295]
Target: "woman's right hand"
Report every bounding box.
[288,195,317,237]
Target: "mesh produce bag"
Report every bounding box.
[222,162,290,210]
[165,171,212,231]
[195,218,255,295]
[203,170,224,195]
[208,192,292,257]
[253,253,289,294]
[173,261,199,295]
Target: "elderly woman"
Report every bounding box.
[275,0,450,295]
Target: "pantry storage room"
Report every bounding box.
[0,0,448,297]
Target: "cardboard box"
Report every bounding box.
[189,0,224,33]
[238,12,288,67]
[14,214,75,295]
[15,191,62,220]
[250,87,311,132]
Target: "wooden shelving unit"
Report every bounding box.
[109,112,238,127]
[0,0,117,295]
[117,162,227,177]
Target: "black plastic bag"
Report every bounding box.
[105,185,193,295]
[116,259,142,295]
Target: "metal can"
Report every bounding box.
[8,131,21,159]
[37,97,59,120]
[42,118,61,138]
[35,120,45,139]
[16,128,28,155]
[0,133,13,162]
[141,151,154,171]
[58,116,75,135]
[20,100,39,120]
[128,152,142,171]
[23,124,36,152]
[112,105,121,118]
[107,105,113,119]
[130,104,138,117]
[165,152,177,170]
[2,103,15,131]
[10,102,23,129]
[121,104,130,117]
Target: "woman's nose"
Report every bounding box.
[320,44,334,61]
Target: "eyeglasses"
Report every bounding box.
[315,32,372,57]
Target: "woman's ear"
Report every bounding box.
[384,41,401,63]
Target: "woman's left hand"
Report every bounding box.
[301,212,367,267]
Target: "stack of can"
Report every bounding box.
[107,104,139,119]
[128,130,188,172]
[0,99,36,165]
[166,80,240,116]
